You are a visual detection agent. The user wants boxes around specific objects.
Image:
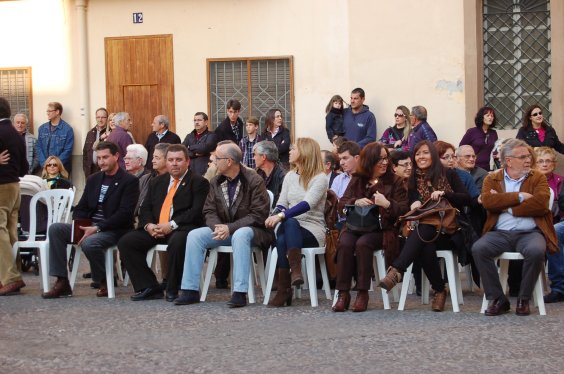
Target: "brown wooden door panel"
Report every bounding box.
[105,34,175,147]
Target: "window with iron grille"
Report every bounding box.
[208,57,294,137]
[0,67,33,129]
[483,0,551,129]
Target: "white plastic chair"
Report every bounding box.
[69,245,120,298]
[398,250,463,312]
[12,189,74,292]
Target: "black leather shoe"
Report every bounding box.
[160,279,168,291]
[165,290,178,302]
[485,295,510,316]
[174,290,200,305]
[130,287,164,301]
[544,291,564,303]
[515,298,530,316]
[227,292,247,308]
[216,278,229,289]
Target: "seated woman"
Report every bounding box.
[434,141,479,199]
[265,138,328,307]
[535,146,564,222]
[378,140,471,312]
[41,156,72,189]
[333,142,408,312]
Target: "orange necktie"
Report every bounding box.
[159,178,180,224]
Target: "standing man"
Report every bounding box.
[342,88,377,148]
[13,113,38,174]
[42,141,139,299]
[83,108,108,178]
[36,102,74,173]
[0,98,29,295]
[182,112,217,176]
[144,115,181,171]
[119,144,209,302]
[406,106,437,152]
[472,139,557,316]
[124,144,149,179]
[215,99,244,145]
[107,112,134,170]
[240,116,262,168]
[254,140,285,207]
[174,141,272,307]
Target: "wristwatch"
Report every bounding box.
[95,226,101,233]
[277,212,285,220]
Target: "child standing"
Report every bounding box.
[240,116,262,168]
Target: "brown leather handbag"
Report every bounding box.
[398,197,459,242]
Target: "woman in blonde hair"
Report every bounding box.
[265,137,328,307]
[41,156,72,189]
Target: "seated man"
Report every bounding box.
[456,145,488,191]
[174,141,272,308]
[118,144,209,301]
[472,139,557,316]
[124,144,149,179]
[253,140,286,207]
[42,141,139,298]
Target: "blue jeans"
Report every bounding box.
[180,226,254,293]
[549,222,564,295]
[275,218,318,268]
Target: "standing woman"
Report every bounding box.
[263,108,291,169]
[265,138,328,307]
[378,140,471,312]
[379,105,411,151]
[333,143,408,312]
[517,104,564,154]
[459,106,498,171]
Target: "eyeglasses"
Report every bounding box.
[531,111,543,117]
[440,155,457,161]
[46,163,58,167]
[46,110,57,113]
[377,156,389,164]
[394,113,405,118]
[507,154,533,160]
[96,116,108,119]
[537,159,555,165]
[397,161,412,168]
[460,155,477,159]
[214,157,230,163]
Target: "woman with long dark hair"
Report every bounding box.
[517,104,564,154]
[263,108,291,169]
[378,140,470,312]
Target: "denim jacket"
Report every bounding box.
[36,119,74,168]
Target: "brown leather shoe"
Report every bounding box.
[431,288,447,312]
[0,280,26,296]
[378,266,402,292]
[352,290,369,312]
[42,278,72,299]
[332,291,351,312]
[485,295,510,316]
[96,286,108,297]
[515,298,530,316]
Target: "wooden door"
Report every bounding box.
[105,34,175,145]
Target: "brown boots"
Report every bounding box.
[332,291,351,312]
[287,248,304,286]
[431,288,447,312]
[378,266,402,292]
[268,269,292,307]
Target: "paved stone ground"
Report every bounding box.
[1,267,563,373]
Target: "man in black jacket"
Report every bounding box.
[182,112,217,176]
[144,115,181,170]
[118,144,209,302]
[0,97,29,296]
[215,99,244,145]
[42,141,139,299]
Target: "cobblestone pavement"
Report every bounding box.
[1,269,563,373]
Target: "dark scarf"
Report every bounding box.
[415,169,452,201]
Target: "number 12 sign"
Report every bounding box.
[133,12,143,24]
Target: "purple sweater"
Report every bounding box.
[459,127,498,171]
[107,126,134,170]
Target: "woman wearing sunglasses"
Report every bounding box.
[379,105,411,151]
[41,156,72,189]
[517,105,564,154]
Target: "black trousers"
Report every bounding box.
[118,229,190,293]
[393,224,463,293]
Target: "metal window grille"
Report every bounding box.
[483,0,551,129]
[0,67,33,126]
[208,58,293,136]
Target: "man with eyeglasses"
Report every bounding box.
[124,144,149,179]
[175,141,272,308]
[83,108,109,178]
[37,102,74,175]
[390,150,412,180]
[181,112,217,176]
[472,139,557,316]
[12,113,39,174]
[456,145,488,191]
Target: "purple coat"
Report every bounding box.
[459,127,498,171]
[406,121,437,152]
[107,126,134,170]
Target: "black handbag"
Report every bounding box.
[344,205,382,232]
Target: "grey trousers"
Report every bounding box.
[48,223,121,283]
[472,230,545,300]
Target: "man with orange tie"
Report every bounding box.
[118,144,209,301]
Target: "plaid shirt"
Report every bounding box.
[239,134,262,169]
